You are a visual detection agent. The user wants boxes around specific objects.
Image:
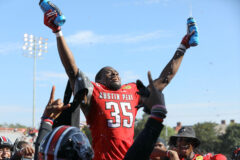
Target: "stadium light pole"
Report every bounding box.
[22,33,48,128]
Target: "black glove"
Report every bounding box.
[136,79,166,118]
[135,80,151,114]
[136,80,150,97]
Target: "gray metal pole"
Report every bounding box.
[33,38,36,128]
[22,34,48,128]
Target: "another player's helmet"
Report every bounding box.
[39,125,94,160]
[0,136,13,149]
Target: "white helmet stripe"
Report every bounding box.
[44,126,62,160]
[54,126,75,160]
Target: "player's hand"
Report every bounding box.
[150,147,167,159]
[136,72,167,118]
[18,145,35,159]
[42,86,71,120]
[151,149,179,160]
[146,71,167,119]
[44,9,61,33]
[136,79,151,114]
[143,71,165,109]
[181,30,195,49]
[136,80,150,97]
[168,150,180,160]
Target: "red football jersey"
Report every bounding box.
[86,82,140,160]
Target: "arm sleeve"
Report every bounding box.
[74,69,93,97]
[73,69,94,116]
[124,118,164,160]
[34,121,52,160]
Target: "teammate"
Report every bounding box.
[0,136,12,160]
[34,85,93,160]
[34,85,71,160]
[43,9,195,160]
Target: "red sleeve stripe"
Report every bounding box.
[43,119,53,125]
[150,116,163,122]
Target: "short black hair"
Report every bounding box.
[95,66,112,82]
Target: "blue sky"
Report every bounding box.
[0,0,239,128]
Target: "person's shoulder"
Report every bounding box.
[122,82,137,89]
[92,82,108,90]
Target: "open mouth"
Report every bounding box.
[111,78,119,82]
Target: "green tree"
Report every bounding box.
[9,123,28,128]
[193,122,220,154]
[81,125,92,144]
[160,126,175,143]
[0,123,29,128]
[218,123,240,158]
[134,113,149,139]
[134,113,174,144]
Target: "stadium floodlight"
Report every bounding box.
[22,33,48,128]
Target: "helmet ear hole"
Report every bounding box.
[58,140,77,159]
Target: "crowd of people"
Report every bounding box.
[1,6,239,160]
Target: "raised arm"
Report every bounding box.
[56,36,78,85]
[124,72,167,160]
[43,10,93,116]
[44,10,78,89]
[153,32,194,91]
[34,86,70,160]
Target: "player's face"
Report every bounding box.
[176,137,194,158]
[102,67,121,90]
[0,147,11,160]
[154,142,166,150]
[151,142,167,160]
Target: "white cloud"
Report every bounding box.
[0,42,21,55]
[37,71,68,81]
[66,30,172,45]
[66,31,103,45]
[124,31,169,43]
